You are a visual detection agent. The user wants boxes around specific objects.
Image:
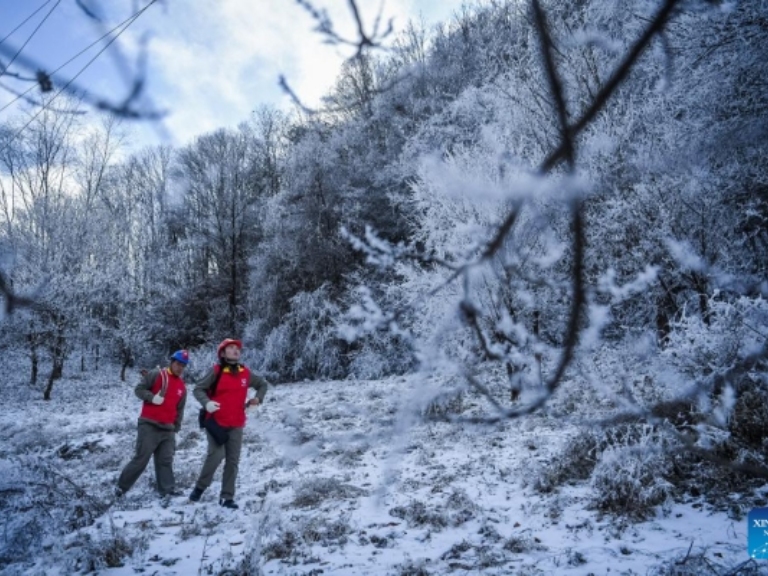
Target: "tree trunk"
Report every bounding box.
[696,281,710,325]
[507,362,520,402]
[533,310,542,385]
[29,342,38,387]
[43,358,64,400]
[656,305,671,348]
[43,328,66,400]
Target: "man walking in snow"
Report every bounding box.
[189,338,269,509]
[116,350,189,498]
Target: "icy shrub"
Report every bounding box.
[589,444,673,520]
[423,389,465,420]
[729,384,768,447]
[548,375,606,418]
[534,424,676,519]
[0,497,42,572]
[5,423,63,452]
[172,467,199,494]
[0,458,109,569]
[291,477,366,508]
[346,329,415,380]
[389,500,449,529]
[89,450,124,472]
[55,439,105,461]
[503,534,547,554]
[177,508,222,541]
[176,429,202,450]
[648,380,768,511]
[477,522,502,543]
[396,558,432,576]
[66,533,135,572]
[178,519,203,540]
[300,516,352,547]
[444,488,477,526]
[336,280,417,380]
[566,548,587,566]
[368,534,392,548]
[441,540,471,560]
[532,429,600,493]
[258,285,346,381]
[337,444,368,468]
[261,529,302,562]
[662,296,767,384]
[648,553,762,576]
[658,433,763,517]
[649,399,700,427]
[476,545,508,569]
[443,539,526,569]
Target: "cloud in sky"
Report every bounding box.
[133,0,467,146]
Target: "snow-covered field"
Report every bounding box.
[0,368,759,575]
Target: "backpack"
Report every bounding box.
[197,365,224,429]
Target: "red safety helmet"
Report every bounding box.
[217,338,242,357]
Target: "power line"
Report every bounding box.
[0,0,157,116]
[0,0,61,75]
[0,0,158,155]
[0,0,52,47]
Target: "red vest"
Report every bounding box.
[210,365,251,428]
[140,369,186,425]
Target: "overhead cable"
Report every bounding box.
[0,0,61,75]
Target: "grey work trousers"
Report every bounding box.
[117,421,176,495]
[194,426,244,500]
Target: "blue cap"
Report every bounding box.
[170,350,190,365]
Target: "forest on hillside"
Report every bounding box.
[1,0,767,473]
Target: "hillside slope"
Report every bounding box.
[0,365,756,575]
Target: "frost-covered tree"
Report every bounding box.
[0,99,81,396]
[173,121,274,342]
[95,145,176,375]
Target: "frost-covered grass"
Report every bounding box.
[0,352,760,575]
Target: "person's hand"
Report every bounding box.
[151,393,164,405]
[246,398,260,408]
[206,401,221,413]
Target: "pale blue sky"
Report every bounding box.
[0,0,471,148]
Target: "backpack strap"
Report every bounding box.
[159,367,169,397]
[199,365,229,429]
[208,364,224,398]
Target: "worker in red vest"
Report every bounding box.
[190,338,269,509]
[116,350,189,498]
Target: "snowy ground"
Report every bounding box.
[0,367,760,575]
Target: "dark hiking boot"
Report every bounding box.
[114,487,125,498]
[219,499,239,509]
[162,489,183,497]
[189,487,204,502]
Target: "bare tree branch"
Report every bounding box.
[540,0,680,173]
[531,0,574,168]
